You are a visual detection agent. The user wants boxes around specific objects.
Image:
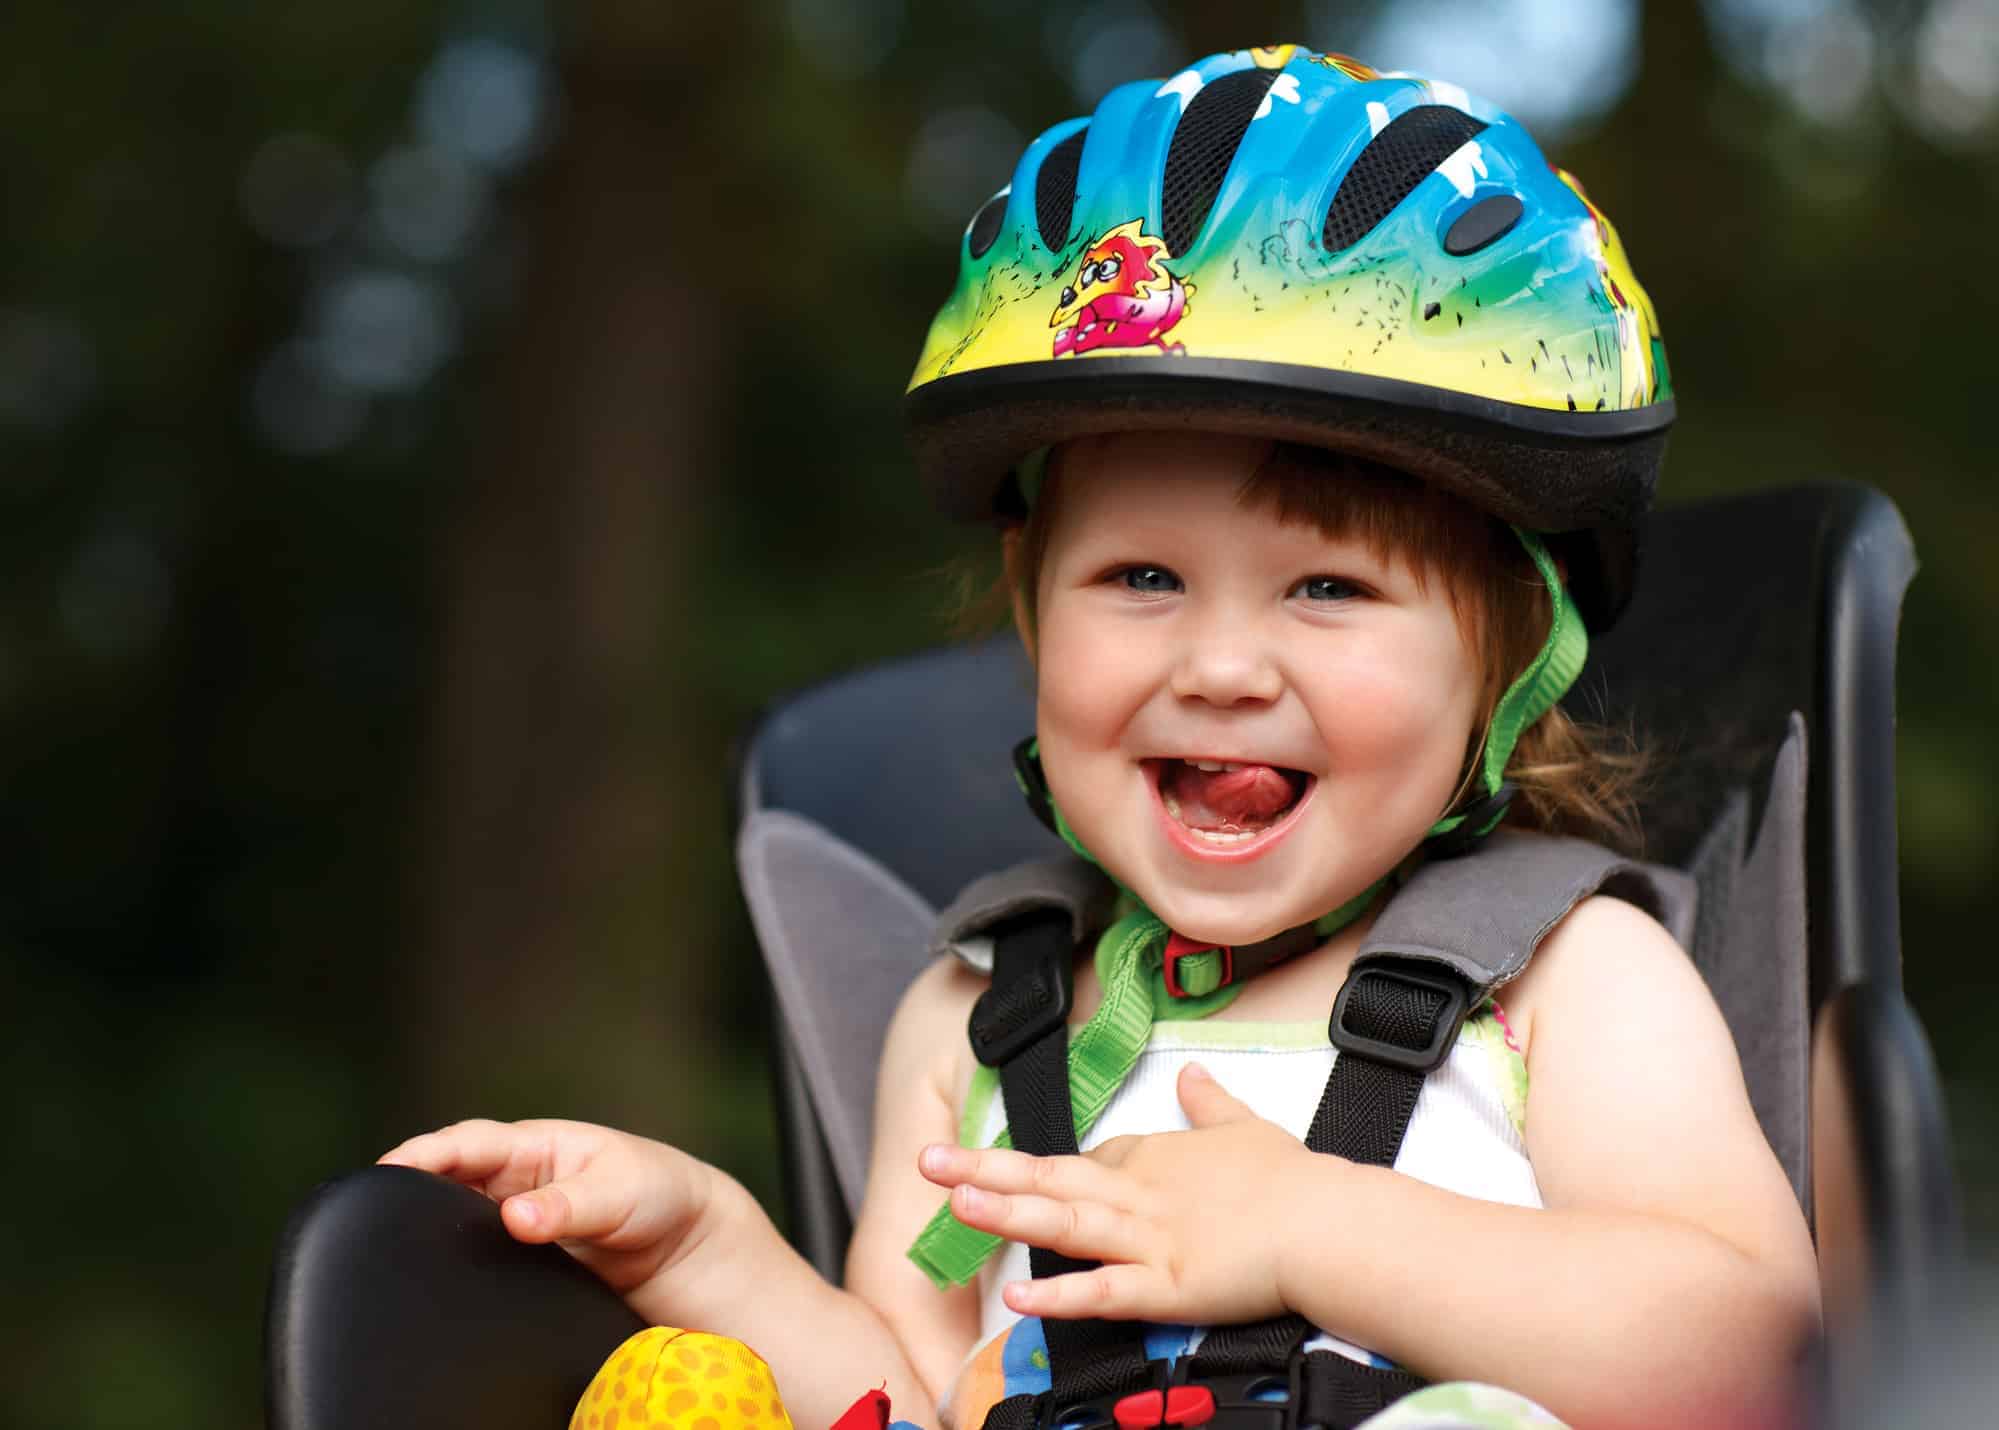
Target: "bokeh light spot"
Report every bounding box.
[1046,2,1174,106]
[786,0,904,76]
[1706,0,1879,129]
[904,106,1023,238]
[0,308,95,433]
[240,132,355,248]
[312,271,458,394]
[1910,0,1999,140]
[59,516,171,660]
[369,144,491,264]
[249,340,368,457]
[1319,0,1640,137]
[415,37,548,171]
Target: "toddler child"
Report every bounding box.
[383,43,1819,1430]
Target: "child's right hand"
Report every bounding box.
[383,1119,940,1429]
[379,1118,733,1300]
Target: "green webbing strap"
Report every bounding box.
[1428,528,1586,840]
[910,904,1165,1289]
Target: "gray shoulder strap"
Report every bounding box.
[929,854,1118,973]
[1359,830,1699,994]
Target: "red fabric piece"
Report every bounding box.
[830,1387,891,1430]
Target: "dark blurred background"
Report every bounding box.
[1,1,1992,1425]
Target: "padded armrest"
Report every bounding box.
[1811,982,1964,1336]
[265,1165,645,1430]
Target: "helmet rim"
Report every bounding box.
[906,356,1670,627]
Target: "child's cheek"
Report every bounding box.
[1032,609,1157,839]
[1310,642,1478,806]
[1035,610,1151,745]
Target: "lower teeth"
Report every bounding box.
[1162,791,1263,844]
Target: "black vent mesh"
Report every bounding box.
[1035,129,1087,251]
[967,189,1008,259]
[1161,68,1278,256]
[1322,105,1488,254]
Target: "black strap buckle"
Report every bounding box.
[1027,1358,1303,1430]
[1179,1365,1305,1430]
[969,910,1074,1067]
[1328,959,1472,1074]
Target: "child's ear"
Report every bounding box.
[1001,528,1036,664]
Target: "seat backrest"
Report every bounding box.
[736,482,1917,1284]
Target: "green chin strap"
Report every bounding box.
[1431,527,1589,839]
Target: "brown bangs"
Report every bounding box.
[1238,443,1509,601]
[1234,441,1525,649]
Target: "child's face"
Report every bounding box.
[1032,432,1483,946]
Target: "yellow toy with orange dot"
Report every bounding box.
[571,1327,895,1430]
[570,1328,795,1430]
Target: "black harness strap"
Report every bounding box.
[974,927,1475,1430]
[1295,1353,1431,1425]
[974,911,1153,1421]
[1310,957,1471,1161]
[1189,957,1473,1421]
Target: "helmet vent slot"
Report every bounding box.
[1322,104,1488,254]
[1161,66,1278,257]
[1035,129,1088,251]
[1444,192,1524,256]
[967,189,1009,259]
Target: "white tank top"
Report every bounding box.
[960,1008,1538,1363]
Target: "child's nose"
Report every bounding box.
[1168,622,1283,707]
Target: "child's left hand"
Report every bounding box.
[917,1062,1319,1325]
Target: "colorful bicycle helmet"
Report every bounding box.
[905,43,1673,628]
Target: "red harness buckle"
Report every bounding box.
[1111,1385,1216,1429]
[1162,933,1232,999]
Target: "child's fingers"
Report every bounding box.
[501,1159,656,1244]
[377,1117,555,1195]
[1001,1262,1157,1320]
[1175,1061,1256,1126]
[946,1183,1151,1267]
[919,1142,1127,1207]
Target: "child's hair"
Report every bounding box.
[962,438,1650,853]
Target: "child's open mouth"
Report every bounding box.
[1149,757,1314,852]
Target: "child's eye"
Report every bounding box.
[1293,575,1362,602]
[1116,565,1182,595]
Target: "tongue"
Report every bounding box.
[1165,762,1298,831]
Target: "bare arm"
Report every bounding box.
[671,954,987,1420]
[844,955,989,1403]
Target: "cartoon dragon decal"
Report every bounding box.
[1049,219,1194,357]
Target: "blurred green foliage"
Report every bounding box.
[0,1,1994,1425]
